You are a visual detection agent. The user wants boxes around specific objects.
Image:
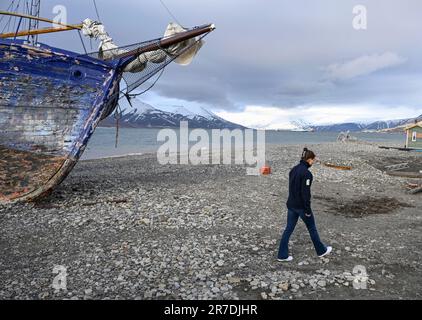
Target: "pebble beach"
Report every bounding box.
[0,141,421,300]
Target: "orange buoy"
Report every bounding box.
[260,166,272,175]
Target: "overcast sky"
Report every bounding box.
[2,0,422,128]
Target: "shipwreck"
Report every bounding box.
[0,1,215,203]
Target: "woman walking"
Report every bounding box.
[277,148,332,262]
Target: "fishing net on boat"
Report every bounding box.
[80,20,207,98]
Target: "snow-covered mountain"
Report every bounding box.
[309,114,422,132]
[366,115,422,132]
[100,100,245,129]
[289,119,315,131]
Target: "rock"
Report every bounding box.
[278,282,289,291]
[228,277,241,284]
[84,289,92,295]
[117,275,124,282]
[139,218,151,225]
[250,280,259,287]
[317,280,326,287]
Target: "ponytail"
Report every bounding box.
[301,147,316,161]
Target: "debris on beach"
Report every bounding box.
[405,181,422,194]
[337,131,358,143]
[385,162,409,172]
[322,162,352,170]
[314,195,414,218]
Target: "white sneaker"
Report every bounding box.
[277,256,293,262]
[318,246,332,258]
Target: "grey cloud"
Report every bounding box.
[325,52,407,81]
[6,0,422,114]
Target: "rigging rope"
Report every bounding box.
[125,65,166,99]
[24,0,30,38]
[0,2,15,26]
[159,0,185,29]
[113,103,122,148]
[1,0,18,33]
[77,30,88,54]
[11,0,22,34]
[92,0,102,22]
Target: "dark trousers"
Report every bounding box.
[277,207,326,259]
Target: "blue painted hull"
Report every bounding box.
[0,39,121,202]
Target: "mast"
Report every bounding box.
[28,0,41,44]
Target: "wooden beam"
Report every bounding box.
[0,24,83,39]
[0,10,82,30]
[323,162,352,170]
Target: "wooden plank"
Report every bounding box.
[386,171,422,178]
[378,146,411,151]
[0,24,83,39]
[323,162,352,170]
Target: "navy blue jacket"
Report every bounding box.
[286,160,313,214]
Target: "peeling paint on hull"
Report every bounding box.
[0,146,65,201]
[0,39,120,203]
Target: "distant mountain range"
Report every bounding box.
[292,114,422,132]
[100,101,245,129]
[100,101,420,132]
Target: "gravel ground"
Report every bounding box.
[0,141,421,300]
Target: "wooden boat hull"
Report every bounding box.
[0,39,120,203]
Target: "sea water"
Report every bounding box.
[81,127,405,160]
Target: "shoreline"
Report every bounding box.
[81,138,405,162]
